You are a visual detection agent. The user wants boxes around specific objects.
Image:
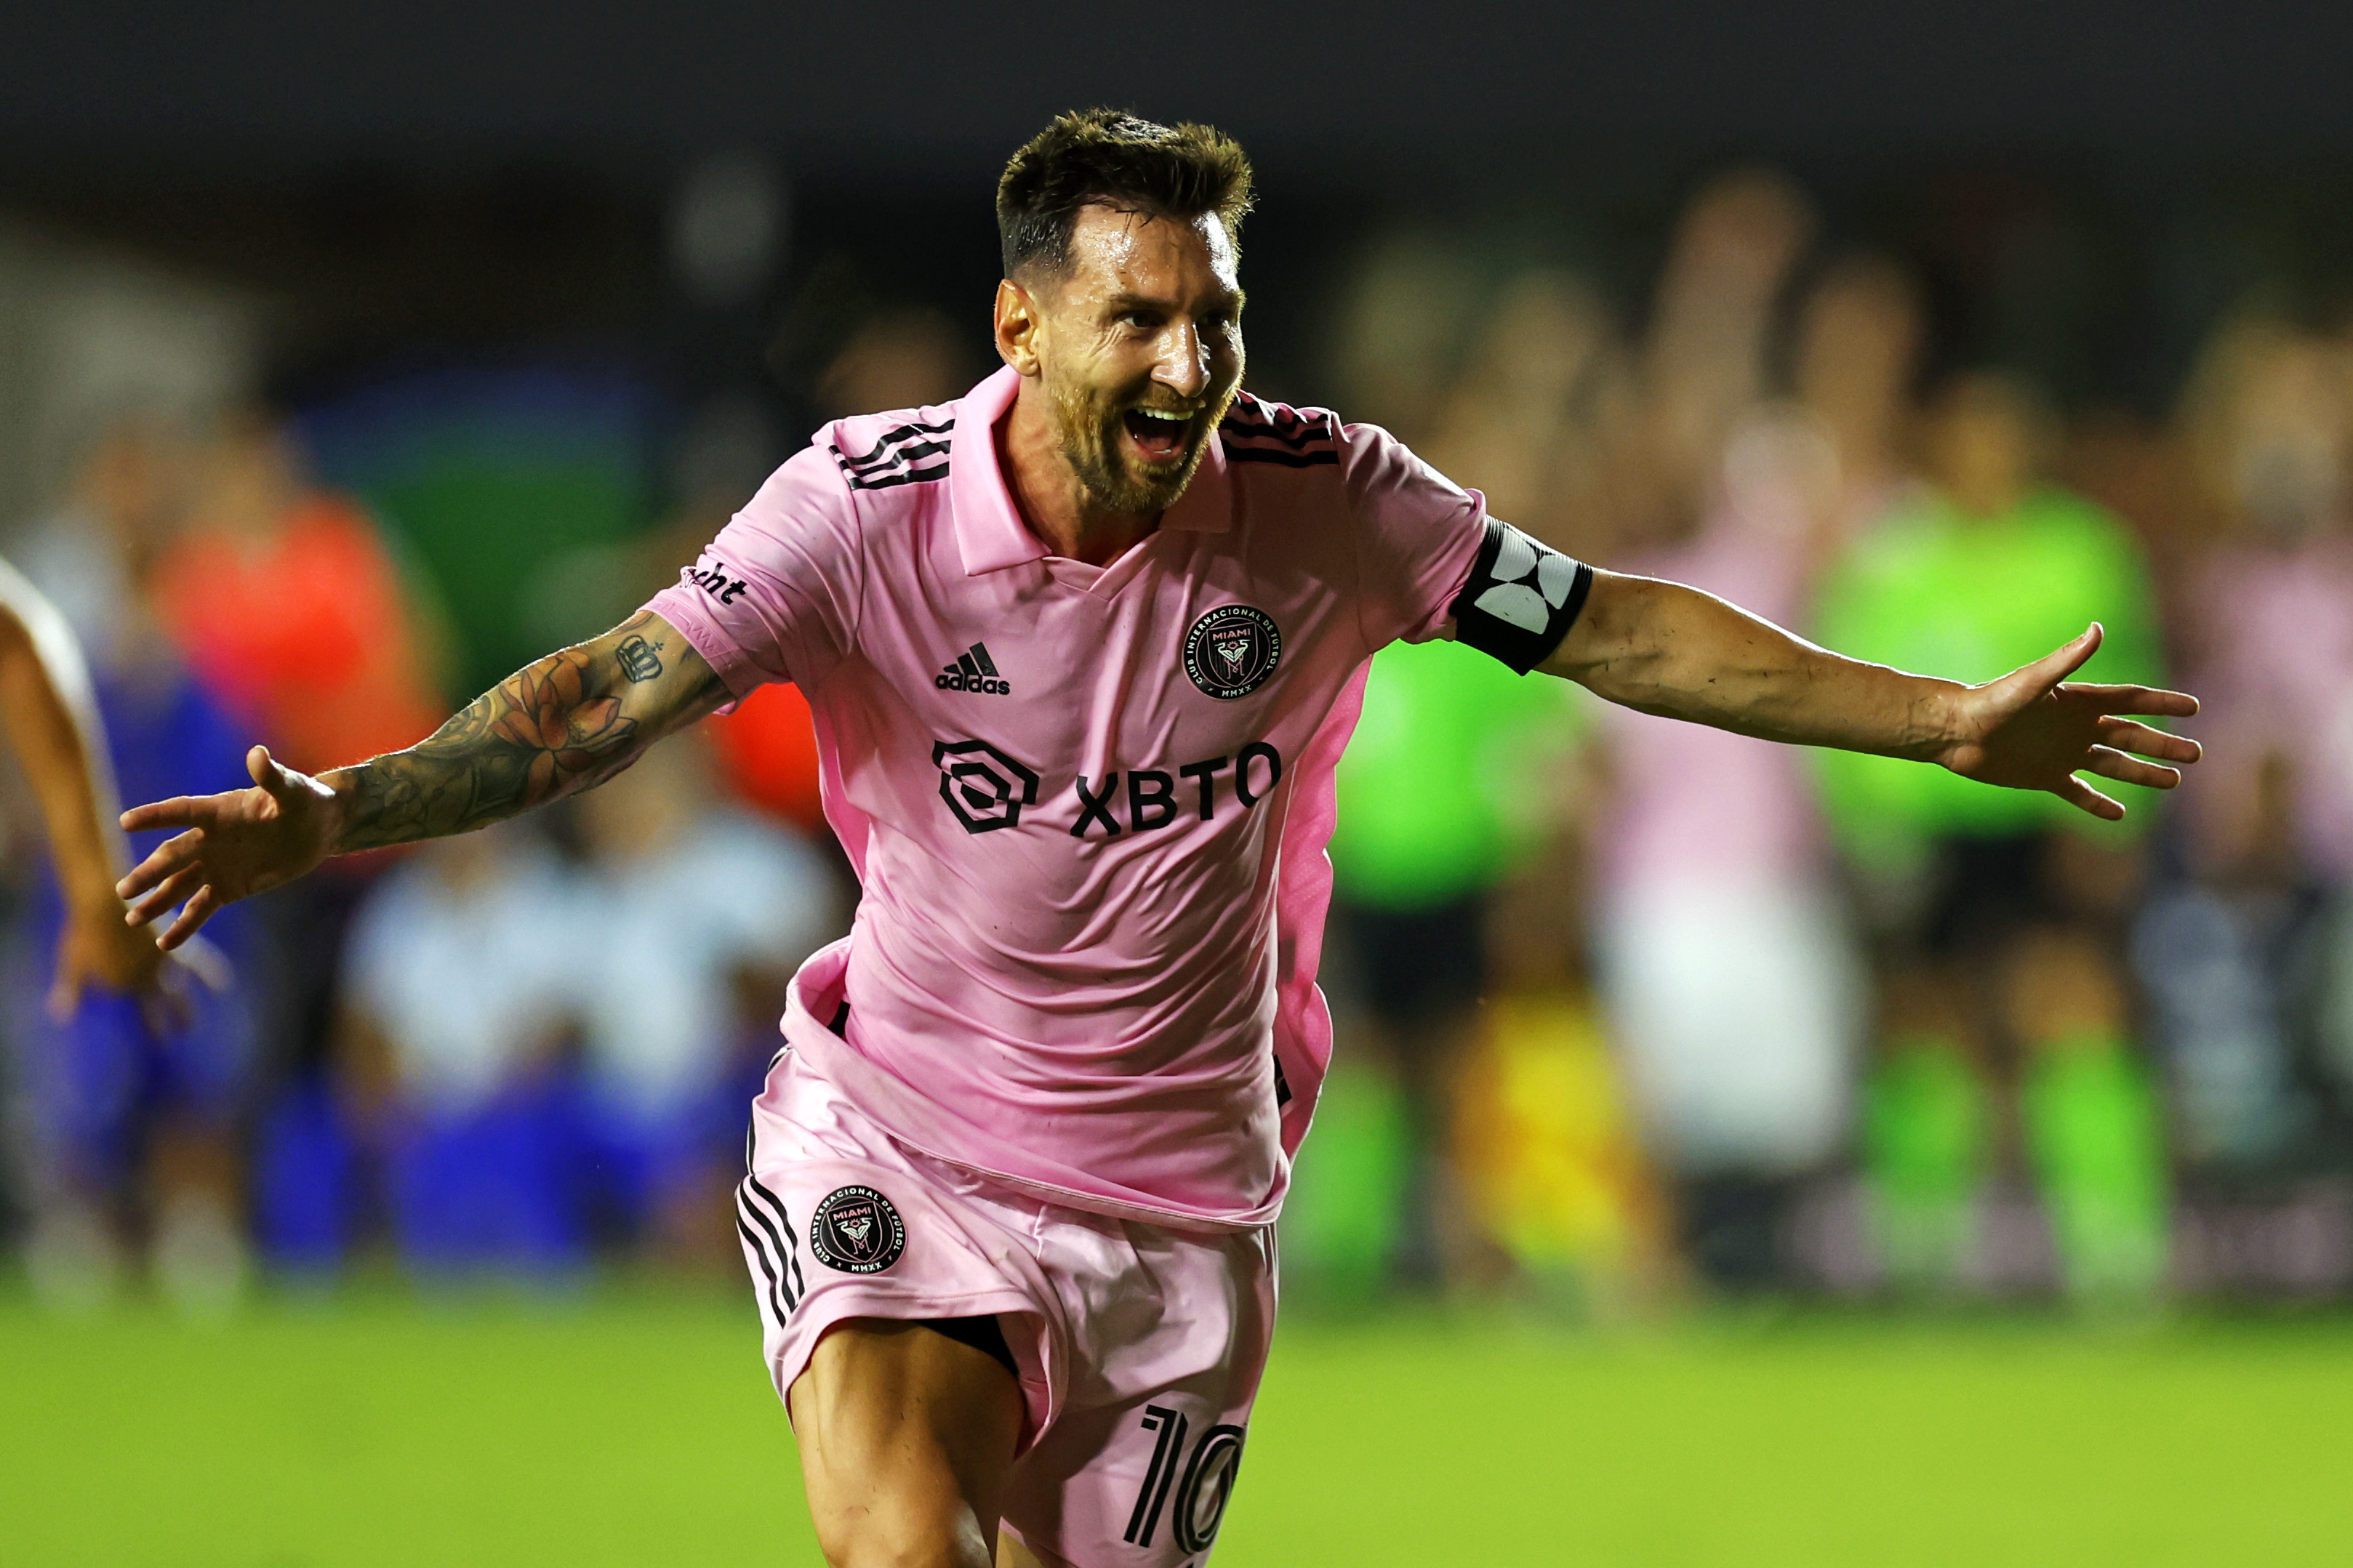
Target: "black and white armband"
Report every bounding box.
[1448,518,1595,674]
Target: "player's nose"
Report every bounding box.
[1154,322,1211,401]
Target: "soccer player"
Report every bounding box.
[117,111,2200,1567]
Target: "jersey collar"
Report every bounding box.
[948,366,1232,578]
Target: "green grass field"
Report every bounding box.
[4,1290,2349,1566]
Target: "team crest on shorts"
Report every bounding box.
[1182,605,1282,700]
[809,1185,906,1274]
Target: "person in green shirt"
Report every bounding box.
[1816,372,2171,1304]
[1814,379,2166,865]
[1290,637,1584,1292]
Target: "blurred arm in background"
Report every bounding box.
[0,554,200,1017]
[1541,571,2202,821]
[117,608,729,949]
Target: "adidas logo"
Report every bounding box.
[935,642,1012,696]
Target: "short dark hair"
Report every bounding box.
[996,109,1254,281]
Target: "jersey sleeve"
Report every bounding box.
[1341,421,1592,672]
[642,443,863,699]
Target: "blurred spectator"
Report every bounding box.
[1795,254,1928,540]
[1814,371,2172,1304]
[10,411,190,669]
[5,413,257,1312]
[1814,374,2170,861]
[1630,169,1815,547]
[1454,859,1674,1314]
[142,407,451,1271]
[1275,1061,1411,1304]
[1416,269,1637,560]
[563,733,838,1269]
[150,409,444,775]
[2135,315,2353,1171]
[335,821,580,1280]
[1598,411,1866,1290]
[1324,231,1491,449]
[1589,171,1863,1292]
[2011,930,2170,1303]
[1305,638,1584,1295]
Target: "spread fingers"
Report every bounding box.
[2064,683,2200,718]
[2053,773,2127,821]
[2097,717,2201,765]
[126,867,204,928]
[2082,744,2182,791]
[120,797,214,835]
[116,829,205,901]
[155,886,221,952]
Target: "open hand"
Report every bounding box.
[116,744,342,950]
[1939,624,2202,819]
[50,900,231,1029]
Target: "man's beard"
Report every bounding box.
[1050,380,1230,515]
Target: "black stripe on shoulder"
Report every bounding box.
[830,417,958,485]
[843,433,952,475]
[1220,398,1337,452]
[848,415,954,453]
[1222,442,1339,467]
[844,462,950,491]
[831,440,953,490]
[840,441,951,486]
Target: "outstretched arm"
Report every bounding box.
[1542,569,2200,817]
[0,556,199,1016]
[119,610,729,949]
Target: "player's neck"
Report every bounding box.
[998,390,1159,568]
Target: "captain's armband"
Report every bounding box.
[1448,519,1594,674]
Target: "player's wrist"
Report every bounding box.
[315,765,368,857]
[1909,679,1975,766]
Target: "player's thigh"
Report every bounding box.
[790,1317,1025,1568]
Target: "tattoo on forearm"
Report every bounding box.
[334,611,712,853]
[617,635,664,683]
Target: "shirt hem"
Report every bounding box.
[779,953,1287,1237]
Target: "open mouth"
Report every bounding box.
[1121,406,1192,463]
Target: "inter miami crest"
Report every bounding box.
[809,1185,905,1274]
[1182,605,1282,700]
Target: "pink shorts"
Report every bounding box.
[737,1050,1278,1567]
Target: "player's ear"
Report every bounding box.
[995,278,1043,376]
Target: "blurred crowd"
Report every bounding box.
[3,161,2352,1314]
[1298,169,2353,1312]
[0,403,849,1306]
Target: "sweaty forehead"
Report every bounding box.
[1061,205,1238,299]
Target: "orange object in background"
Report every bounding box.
[705,681,825,836]
[153,493,446,774]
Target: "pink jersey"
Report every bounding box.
[648,368,1496,1229]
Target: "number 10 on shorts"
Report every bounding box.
[1123,1404,1246,1554]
